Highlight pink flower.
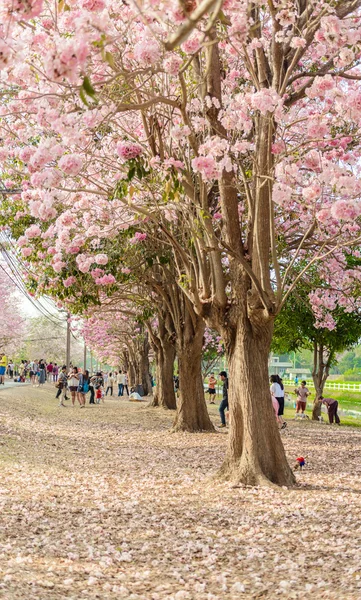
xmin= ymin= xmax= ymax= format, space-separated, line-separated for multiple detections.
xmin=290 ymin=37 xmax=307 ymax=49
xmin=94 ymin=253 xmax=108 ymax=265
xmin=213 ymin=212 xmax=222 ymax=220
xmin=181 ymin=32 xmax=202 ymax=54
xmin=18 ymin=235 xmax=28 ymax=247
xmin=4 ymin=0 xmax=43 ymax=20
xmin=134 ymin=39 xmax=161 ymax=66
xmin=44 ymin=38 xmax=89 ymax=84
xmin=251 ymin=88 xmax=281 ymax=115
xmin=191 ymin=156 xmax=218 ymax=181
xmin=331 ymin=200 xmax=361 ymax=221
xmin=21 ymin=247 xmax=32 ymax=257
xmin=130 ymin=232 xmax=147 ymax=244
xmin=64 ymin=276 xmax=77 ymax=288
xmin=58 ymin=154 xmax=83 ymax=176
xmin=121 ymin=267 xmax=131 ymax=274
xmin=80 ymin=0 xmax=105 ymax=9
xmin=25 ymin=224 xmax=41 ymax=238
xmin=95 ymin=274 xmax=116 ymax=285
xmin=53 ymin=261 xmax=66 ymax=273
xmin=0 ymin=40 xmax=12 ymax=68
xmin=116 ymin=141 xmax=143 ymax=160
xmin=90 ymin=268 xmax=104 ymax=279
xmin=163 ymin=55 xmax=183 ymax=76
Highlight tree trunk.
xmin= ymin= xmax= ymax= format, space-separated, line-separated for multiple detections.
xmin=172 ymin=318 xmax=215 ymax=432
xmin=311 ymin=342 xmax=332 ymax=421
xmin=140 ymin=343 xmax=152 ymax=396
xmin=220 ymin=317 xmax=295 ymax=486
xmin=150 ymin=342 xmax=176 ymax=409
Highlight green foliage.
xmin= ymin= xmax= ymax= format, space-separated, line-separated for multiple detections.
xmin=273 ymin=294 xmax=361 ymax=370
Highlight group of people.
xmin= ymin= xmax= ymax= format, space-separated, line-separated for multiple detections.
xmin=268 ymin=377 xmax=341 ymax=425
xmin=0 ymin=355 xmax=62 ymax=386
xmin=55 ymin=367 xmax=131 ymax=407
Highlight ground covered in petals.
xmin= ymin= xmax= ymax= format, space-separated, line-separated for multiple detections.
xmin=1 ymin=385 xmax=361 ymax=600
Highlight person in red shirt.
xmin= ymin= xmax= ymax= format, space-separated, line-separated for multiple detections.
xmin=46 ymin=362 xmax=53 ymax=382
xmin=319 ymin=396 xmax=341 ymax=425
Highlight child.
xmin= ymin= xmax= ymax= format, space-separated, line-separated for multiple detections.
xmin=207 ymin=373 xmax=217 ymax=404
xmin=96 ymin=388 xmax=102 ymax=404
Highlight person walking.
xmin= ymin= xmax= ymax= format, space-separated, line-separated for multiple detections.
xmin=8 ymin=360 xmax=14 ymax=379
xmin=270 ymin=374 xmax=286 ymax=429
xmin=94 ymin=372 xmax=104 ymax=403
xmin=38 ymin=360 xmax=46 ymax=386
xmin=218 ymin=371 xmax=229 ymax=428
xmin=295 ymin=380 xmax=310 ymax=418
xmin=106 ymin=372 xmax=114 ymax=396
xmin=0 ymin=352 xmax=7 ymax=385
xmin=53 ymin=363 xmax=59 ymax=382
xmin=89 ymin=374 xmax=96 ymax=404
xmin=207 ymin=372 xmax=217 ymax=404
xmin=56 ymin=365 xmax=68 ymax=406
xmin=319 ymin=396 xmax=341 ymax=425
xmin=124 ymin=372 xmax=129 ymax=396
xmin=117 ymin=371 xmax=125 ymax=396
xmin=77 ymin=369 xmax=90 ymax=408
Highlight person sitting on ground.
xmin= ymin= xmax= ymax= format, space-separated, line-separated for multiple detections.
xmin=218 ymin=371 xmax=229 ymax=428
xmin=295 ymin=380 xmax=310 ymax=418
xmin=207 ymin=373 xmax=217 ymax=404
xmin=319 ymin=396 xmax=341 ymax=425
xmin=129 ymin=386 xmax=143 ymax=401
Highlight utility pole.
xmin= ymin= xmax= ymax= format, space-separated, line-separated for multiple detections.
xmin=83 ymin=343 xmax=87 ymax=371
xmin=90 ymin=351 xmax=93 ymax=373
xmin=66 ymin=313 xmax=71 ymax=369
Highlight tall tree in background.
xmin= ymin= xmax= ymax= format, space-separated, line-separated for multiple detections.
xmin=273 ymin=298 xmax=361 ymax=419
xmin=0 ymin=268 xmax=25 ymax=355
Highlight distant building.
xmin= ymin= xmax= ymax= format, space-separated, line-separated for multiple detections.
xmin=268 ymin=354 xmax=293 ymax=376
xmin=287 ymin=368 xmax=312 ymax=382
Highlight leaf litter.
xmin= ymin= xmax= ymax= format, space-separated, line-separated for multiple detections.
xmin=0 ymin=386 xmax=361 ymax=599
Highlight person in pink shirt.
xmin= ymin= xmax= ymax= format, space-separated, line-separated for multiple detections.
xmin=53 ymin=363 xmax=59 ymax=382
xmin=295 ymin=381 xmax=310 ymax=417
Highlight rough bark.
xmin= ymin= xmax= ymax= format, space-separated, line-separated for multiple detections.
xmin=172 ymin=312 xmax=214 ymax=432
xmin=140 ymin=333 xmax=152 ymax=396
xmin=311 ymin=342 xmax=333 ymax=421
xmin=151 ymin=341 xmax=177 ymax=409
xmin=219 ymin=314 xmax=295 ymax=486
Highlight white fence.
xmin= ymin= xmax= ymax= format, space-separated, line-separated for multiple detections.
xmin=291 ymin=381 xmax=361 ymax=392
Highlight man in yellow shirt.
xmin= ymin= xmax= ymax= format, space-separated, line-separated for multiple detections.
xmin=0 ymin=352 xmax=7 ymax=385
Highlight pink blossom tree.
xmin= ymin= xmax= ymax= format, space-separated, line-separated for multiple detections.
xmin=3 ymin=0 xmax=361 ymax=484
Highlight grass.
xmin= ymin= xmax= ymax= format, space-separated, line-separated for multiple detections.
xmin=205 ymin=390 xmax=361 ymax=427
xmin=285 ymin=385 xmax=361 ymax=413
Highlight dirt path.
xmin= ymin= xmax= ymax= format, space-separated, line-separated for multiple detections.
xmin=1 ymin=385 xmax=361 ymax=599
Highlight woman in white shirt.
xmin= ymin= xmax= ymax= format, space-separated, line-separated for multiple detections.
xmin=270 ymin=374 xmax=286 ymax=429
xmin=68 ymin=367 xmax=80 ymax=407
